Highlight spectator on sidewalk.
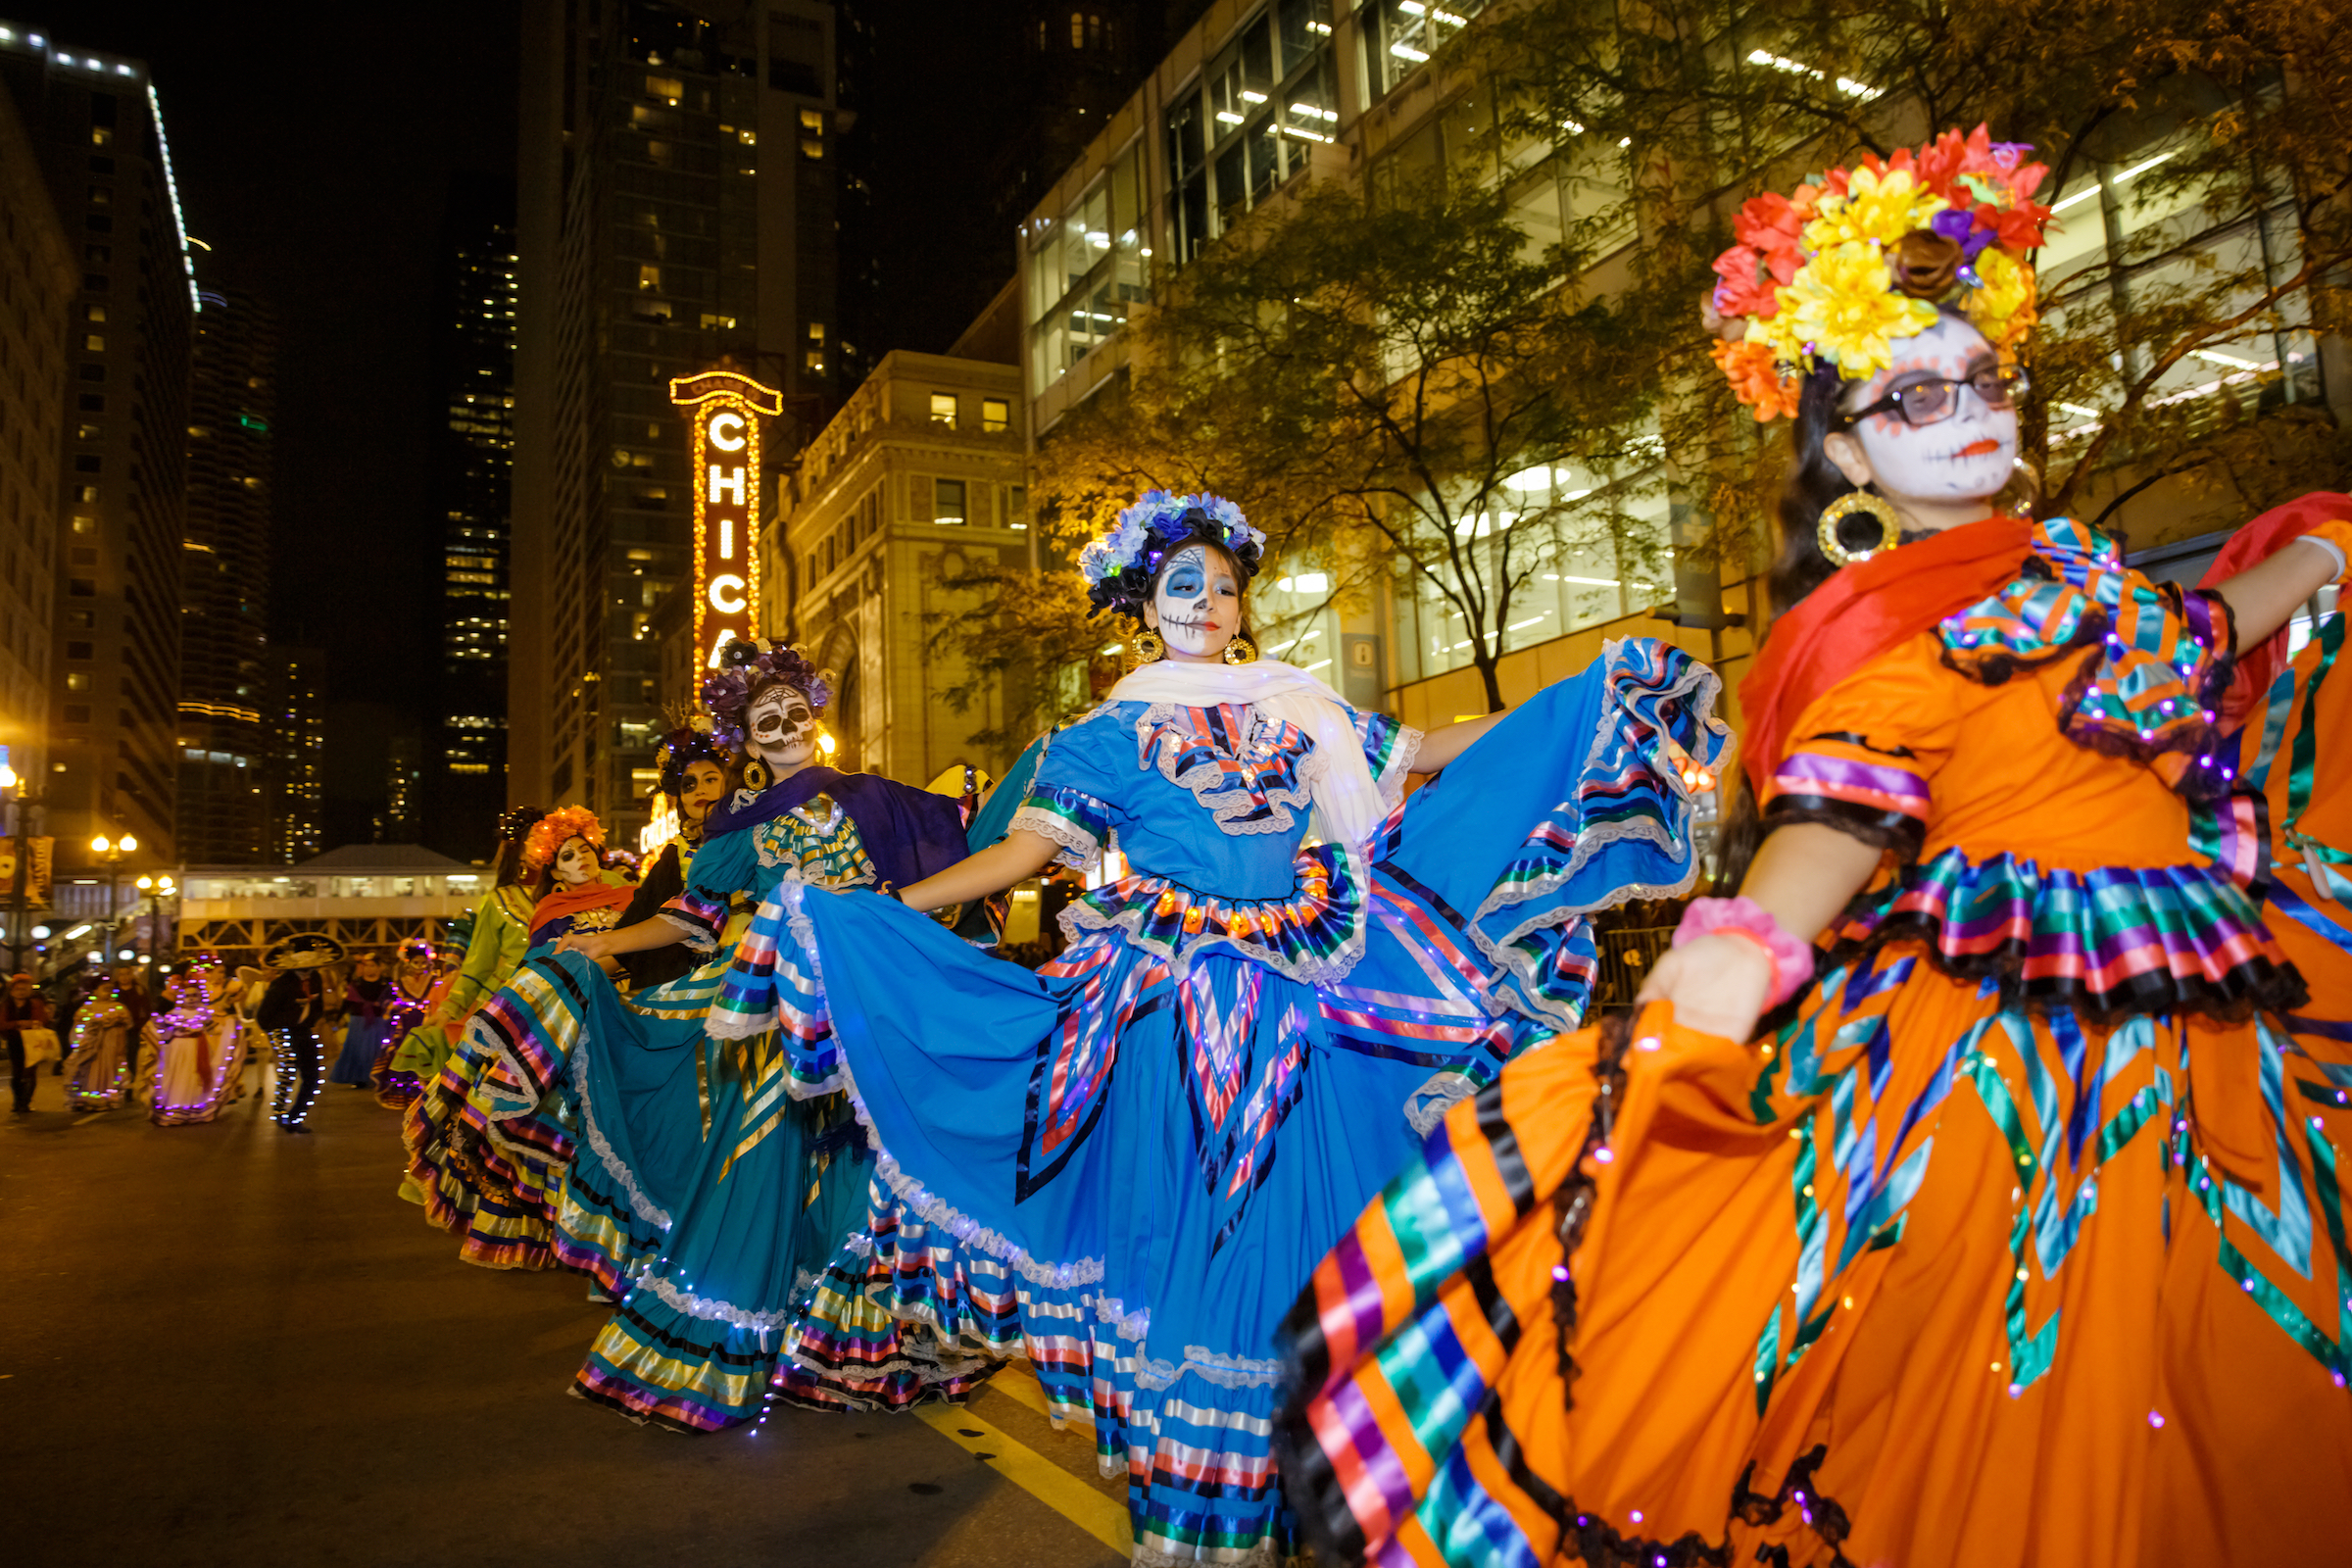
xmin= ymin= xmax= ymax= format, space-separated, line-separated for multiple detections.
xmin=3 ymin=972 xmax=57 ymax=1113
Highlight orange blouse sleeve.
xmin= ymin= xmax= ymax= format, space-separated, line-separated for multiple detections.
xmin=1757 ymin=633 xmax=1963 ymax=859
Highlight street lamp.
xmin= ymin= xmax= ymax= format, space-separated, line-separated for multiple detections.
xmin=91 ymin=834 xmax=136 ymax=973
xmin=136 ymin=872 xmax=176 ymax=967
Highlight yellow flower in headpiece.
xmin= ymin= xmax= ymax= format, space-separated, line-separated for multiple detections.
xmin=1769 ymin=242 xmax=1941 ymax=379
xmin=1800 ymin=167 xmax=1947 ymax=253
xmin=1963 ymin=246 xmax=2037 ymax=349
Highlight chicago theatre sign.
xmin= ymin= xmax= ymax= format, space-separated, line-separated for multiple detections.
xmin=667 ymin=368 xmax=786 ymax=669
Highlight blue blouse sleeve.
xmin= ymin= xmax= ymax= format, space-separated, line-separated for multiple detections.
xmin=661 ymin=824 xmax=759 ymax=952
xmin=1009 ymin=706 xmax=1130 ymax=868
xmin=1352 ymin=707 xmax=1424 ymax=807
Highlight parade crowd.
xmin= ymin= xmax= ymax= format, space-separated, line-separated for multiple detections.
xmin=9 ymin=129 xmax=2351 ymax=1566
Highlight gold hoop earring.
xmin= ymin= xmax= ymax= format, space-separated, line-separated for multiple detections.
xmin=1125 ymin=628 xmax=1165 ymax=671
xmin=742 ymin=758 xmax=771 ymax=791
xmin=1221 ymin=633 xmax=1258 ymax=666
xmin=1816 ymin=491 xmax=1903 ymax=568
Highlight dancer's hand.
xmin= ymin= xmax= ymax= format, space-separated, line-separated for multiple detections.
xmin=1636 ymin=933 xmax=1774 ymax=1045
xmin=556 ymin=930 xmax=617 ymax=961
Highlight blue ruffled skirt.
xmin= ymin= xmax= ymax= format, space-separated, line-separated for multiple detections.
xmin=722 ymin=642 xmax=1727 ymax=1562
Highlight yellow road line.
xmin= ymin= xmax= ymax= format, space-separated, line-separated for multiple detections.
xmin=914 ymin=1402 xmax=1130 ymax=1559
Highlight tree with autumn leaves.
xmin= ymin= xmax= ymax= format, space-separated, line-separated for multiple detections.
xmin=944 ymin=0 xmax=2352 ymax=739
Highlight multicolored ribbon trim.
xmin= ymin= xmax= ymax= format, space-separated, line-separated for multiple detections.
xmin=1829 ymin=843 xmax=2303 ymax=1020
xmin=1940 ymin=515 xmax=2235 ymax=797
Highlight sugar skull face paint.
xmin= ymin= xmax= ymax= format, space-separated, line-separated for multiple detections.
xmin=1838 ymin=314 xmax=2019 ymax=507
xmin=678 ymin=760 xmax=729 ymax=826
xmin=1146 ymin=544 xmax=1241 ymax=661
xmin=748 ymin=685 xmax=817 ymax=769
xmin=552 ymin=836 xmax=597 ymax=887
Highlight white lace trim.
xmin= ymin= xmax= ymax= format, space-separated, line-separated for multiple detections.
xmin=1008 ymin=803 xmax=1104 ymax=871
xmin=1376 ymin=720 xmax=1425 ymax=808
xmin=1461 ymin=640 xmax=1723 ymax=1032
xmin=628 ymin=1268 xmax=795 ymax=1337
xmin=1403 ymin=1069 xmax=1478 ymax=1139
xmin=1056 ymin=842 xmax=1373 ymax=987
xmin=657 ymin=909 xmax=716 ymax=955
xmin=1138 ymin=702 xmax=1317 ymax=838
xmin=570 ymin=1029 xmax=672 ymax=1233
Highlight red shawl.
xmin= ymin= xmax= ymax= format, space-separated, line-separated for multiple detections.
xmin=2197 ymin=491 xmax=2352 ymax=718
xmin=527 ymin=877 xmax=638 ymax=948
xmin=1737 ymin=516 xmax=2035 ymax=798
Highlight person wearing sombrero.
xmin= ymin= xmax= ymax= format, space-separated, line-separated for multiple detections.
xmin=257 ymin=933 xmax=346 ymax=1133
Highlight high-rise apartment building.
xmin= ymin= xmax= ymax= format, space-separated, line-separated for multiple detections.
xmin=264 ymin=643 xmax=324 ymax=863
xmin=513 ymin=0 xmax=869 ymax=843
xmin=0 ymin=24 xmax=196 ymax=870
xmin=0 ymin=74 xmax=70 ymax=797
xmin=429 ymin=176 xmax=517 ymax=857
xmin=176 ymin=283 xmax=276 ymax=863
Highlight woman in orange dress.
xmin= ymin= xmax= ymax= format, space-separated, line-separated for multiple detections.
xmin=1275 ymin=128 xmax=2352 ymax=1567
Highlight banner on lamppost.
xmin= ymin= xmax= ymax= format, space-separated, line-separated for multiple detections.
xmin=668 ymin=368 xmax=786 ymax=672
xmin=0 ymin=836 xmax=54 ymax=907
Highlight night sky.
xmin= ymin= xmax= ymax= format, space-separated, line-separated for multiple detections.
xmin=21 ymin=1 xmax=1021 ymax=846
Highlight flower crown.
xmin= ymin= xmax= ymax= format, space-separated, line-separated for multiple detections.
xmin=1079 ymin=491 xmax=1267 ymax=622
xmin=1710 ymin=124 xmax=2050 ymax=421
xmin=523 ymin=805 xmax=606 ymax=875
xmin=655 ymin=717 xmax=736 ymax=798
xmin=699 ymin=640 xmax=829 ymax=750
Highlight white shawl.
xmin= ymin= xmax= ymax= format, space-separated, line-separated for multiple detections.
xmin=1105 ymin=657 xmax=1391 ymax=847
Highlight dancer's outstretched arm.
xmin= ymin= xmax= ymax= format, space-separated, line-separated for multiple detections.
xmin=1410 ymin=710 xmax=1510 ymax=774
xmin=557 ymin=917 xmax=688 ymax=962
xmin=1635 ymin=822 xmax=1882 ymax=1044
xmin=894 ymin=829 xmax=1059 ymax=914
xmin=2210 ymin=534 xmax=2342 ymax=649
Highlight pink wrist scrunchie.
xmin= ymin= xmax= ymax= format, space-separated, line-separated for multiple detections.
xmin=1673 ymin=896 xmax=1815 ymax=1010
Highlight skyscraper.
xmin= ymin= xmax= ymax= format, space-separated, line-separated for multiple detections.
xmin=512 ymin=0 xmax=865 ymax=842
xmin=429 ymin=176 xmax=517 ymax=857
xmin=0 ymin=24 xmax=197 ymax=869
xmin=176 ymin=283 xmax=276 ymax=863
xmin=0 ymin=73 xmax=70 ymax=796
xmin=264 ymin=643 xmax=324 ymax=864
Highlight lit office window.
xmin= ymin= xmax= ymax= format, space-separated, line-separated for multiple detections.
xmin=1163 ymin=2 xmax=1338 ymax=268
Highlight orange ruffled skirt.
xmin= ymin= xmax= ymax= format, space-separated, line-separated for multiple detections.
xmin=1278 ymin=634 xmax=2352 ymax=1567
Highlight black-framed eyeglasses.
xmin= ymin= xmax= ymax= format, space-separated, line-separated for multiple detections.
xmin=1838 ymin=365 xmax=2031 ymax=429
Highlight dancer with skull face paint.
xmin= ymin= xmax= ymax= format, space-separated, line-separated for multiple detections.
xmin=402 ymin=807 xmax=636 ymax=1269
xmin=464 ymin=642 xmax=986 ymax=1430
xmin=1277 ymin=128 xmax=2352 ymax=1568
xmin=614 ymin=722 xmax=739 ymax=993
xmin=701 ymin=492 xmax=1724 ymax=1564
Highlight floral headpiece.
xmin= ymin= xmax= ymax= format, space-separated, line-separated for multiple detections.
xmin=699 ymin=640 xmax=830 ymax=750
xmin=1079 ymin=491 xmax=1267 ymax=622
xmin=523 ymin=805 xmax=606 ymax=875
xmin=655 ymin=718 xmax=737 ymax=798
xmin=1710 ymin=124 xmax=2050 ymax=421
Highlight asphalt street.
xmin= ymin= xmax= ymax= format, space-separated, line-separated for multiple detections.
xmin=0 ymin=1059 xmax=1128 ymax=1568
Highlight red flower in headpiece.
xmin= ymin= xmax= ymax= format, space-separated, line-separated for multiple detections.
xmin=1712 ymin=245 xmax=1783 ymax=319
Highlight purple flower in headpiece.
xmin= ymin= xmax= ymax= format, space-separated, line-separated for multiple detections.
xmin=1931 ymin=207 xmax=1996 ymax=263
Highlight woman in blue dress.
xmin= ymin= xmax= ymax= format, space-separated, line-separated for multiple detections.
xmin=712 ymin=492 xmax=1730 ymax=1566
xmin=469 ymin=642 xmax=985 ymax=1430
